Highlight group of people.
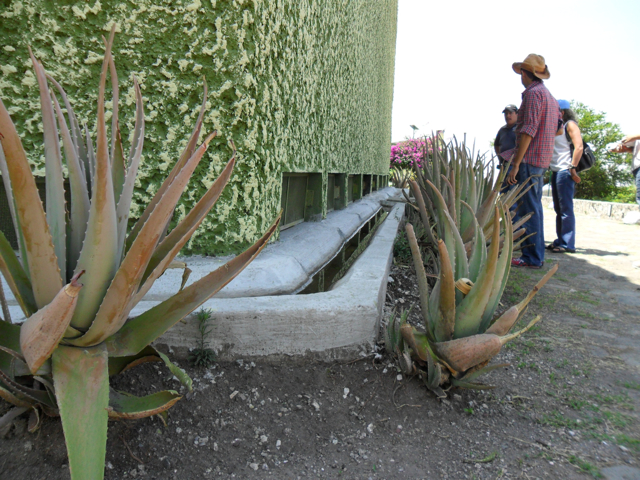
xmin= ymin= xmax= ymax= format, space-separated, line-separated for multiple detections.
xmin=493 ymin=54 xmax=640 ymax=269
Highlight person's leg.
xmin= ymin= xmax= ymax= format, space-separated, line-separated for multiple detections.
xmin=514 ymin=163 xmax=545 ymax=266
xmin=635 ymin=168 xmax=640 ymax=210
xmin=550 ymin=171 xmax=561 ymax=247
xmin=555 ymin=169 xmax=576 ymax=250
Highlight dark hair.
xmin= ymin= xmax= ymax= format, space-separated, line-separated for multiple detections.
xmin=521 ymin=69 xmax=540 ymax=81
xmin=562 ymin=108 xmax=577 ymax=123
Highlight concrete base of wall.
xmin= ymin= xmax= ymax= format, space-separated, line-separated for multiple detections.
xmin=541 ymin=196 xmax=638 ymax=221
xmin=154 ymin=201 xmax=404 ymax=361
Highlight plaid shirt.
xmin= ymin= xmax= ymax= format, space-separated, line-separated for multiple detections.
xmin=514 ymin=80 xmax=561 ymax=168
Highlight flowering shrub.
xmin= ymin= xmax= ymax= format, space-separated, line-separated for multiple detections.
xmin=390 ymin=138 xmax=432 ymax=170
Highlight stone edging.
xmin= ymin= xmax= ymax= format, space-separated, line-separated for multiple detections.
xmin=541 ymin=196 xmax=638 ymax=221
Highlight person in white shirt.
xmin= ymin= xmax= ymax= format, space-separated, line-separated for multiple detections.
xmin=610 ymin=135 xmax=640 ymax=210
xmin=547 ymin=99 xmax=582 ymax=253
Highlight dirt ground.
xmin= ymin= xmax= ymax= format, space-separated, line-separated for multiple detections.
xmin=1 ymin=211 xmax=639 ymax=480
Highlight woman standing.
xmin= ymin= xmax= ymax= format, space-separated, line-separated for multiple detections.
xmin=547 ymin=99 xmax=582 ymax=253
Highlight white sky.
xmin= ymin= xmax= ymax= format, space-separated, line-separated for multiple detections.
xmin=391 ymin=0 xmax=640 ymax=156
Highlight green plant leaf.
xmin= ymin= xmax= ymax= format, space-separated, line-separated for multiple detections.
xmin=0 ymin=384 xmax=34 ymax=408
xmin=51 ymin=91 xmax=90 ymax=279
xmin=434 ymin=239 xmax=456 ymax=342
xmin=0 ymin=145 xmax=27 ymax=269
xmin=107 ymin=388 xmax=182 ymax=419
xmin=46 ymin=75 xmax=88 ymax=189
xmin=70 ymin=31 xmax=119 ymax=330
xmin=106 ymin=216 xmax=280 ymax=357
xmin=115 ymin=77 xmax=144 ymax=261
xmin=426 ymin=180 xmax=468 ymax=280
xmin=29 ymin=49 xmax=67 ymax=279
xmin=125 ymin=80 xmax=208 ymax=253
xmin=137 ymin=152 xmax=235 ymax=301
xmin=53 ymin=344 xmax=109 ymax=480
xmin=157 ymin=351 xmax=192 ymax=391
xmin=108 ymin=345 xmax=160 ymax=377
xmin=479 ymin=204 xmax=513 ymax=332
xmin=404 ymin=223 xmax=433 ymax=340
xmin=467 ymin=217 xmax=486 ymax=284
xmin=0 ymin=230 xmax=36 ymax=317
xmin=0 ymin=99 xmax=63 ymax=309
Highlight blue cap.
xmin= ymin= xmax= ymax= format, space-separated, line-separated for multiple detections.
xmin=558 ymin=99 xmax=571 ymax=110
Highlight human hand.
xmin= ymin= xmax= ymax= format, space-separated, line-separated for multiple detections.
xmin=570 ymin=169 xmax=581 ymax=184
xmin=507 ymin=163 xmax=519 ymax=185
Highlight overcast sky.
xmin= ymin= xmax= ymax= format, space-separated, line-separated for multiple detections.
xmin=391 ymin=0 xmax=640 ymax=156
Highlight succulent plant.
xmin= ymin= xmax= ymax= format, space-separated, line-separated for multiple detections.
xmin=0 ymin=28 xmax=279 ymax=479
xmin=387 ymin=138 xmax=557 ymax=396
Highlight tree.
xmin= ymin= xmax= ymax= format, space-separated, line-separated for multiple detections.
xmin=571 ymin=101 xmax=632 ymax=199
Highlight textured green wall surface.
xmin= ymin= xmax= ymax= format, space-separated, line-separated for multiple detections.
xmin=0 ymin=0 xmax=397 ymax=255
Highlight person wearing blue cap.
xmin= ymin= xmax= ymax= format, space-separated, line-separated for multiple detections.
xmin=547 ymin=99 xmax=583 ymax=253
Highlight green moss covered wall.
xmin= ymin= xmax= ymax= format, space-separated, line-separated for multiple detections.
xmin=0 ymin=0 xmax=397 ymax=255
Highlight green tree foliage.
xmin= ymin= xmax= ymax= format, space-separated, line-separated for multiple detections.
xmin=571 ymin=102 xmax=632 ymax=199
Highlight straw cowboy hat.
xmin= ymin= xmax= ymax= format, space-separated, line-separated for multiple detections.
xmin=512 ymin=54 xmax=550 ymax=80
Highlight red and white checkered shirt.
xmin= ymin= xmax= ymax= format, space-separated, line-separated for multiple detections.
xmin=514 ymin=80 xmax=561 ymax=169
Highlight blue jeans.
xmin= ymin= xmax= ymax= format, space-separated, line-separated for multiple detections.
xmin=514 ymin=163 xmax=545 ymax=266
xmin=635 ymin=167 xmax=640 ymax=209
xmin=550 ymin=169 xmax=576 ymax=250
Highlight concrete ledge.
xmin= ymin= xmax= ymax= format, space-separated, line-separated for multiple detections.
xmin=154 ymin=201 xmax=405 ymax=360
xmin=541 ymin=196 xmax=638 ymax=221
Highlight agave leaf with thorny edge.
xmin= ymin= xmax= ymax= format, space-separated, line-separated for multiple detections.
xmin=115 ymin=76 xmax=145 ymax=262
xmin=404 ymin=223 xmax=433 ymax=340
xmin=0 ymin=231 xmax=36 ymax=317
xmin=134 ymin=147 xmax=236 ymax=305
xmin=107 ymin=216 xmax=280 ymax=357
xmin=124 ymin=80 xmax=209 ymax=255
xmin=53 ymin=344 xmax=109 ymax=480
xmin=70 ymin=28 xmax=119 ymax=330
xmin=50 ymin=92 xmax=90 ymax=278
xmin=29 ymin=48 xmax=66 ymax=279
xmin=479 ymin=203 xmax=513 ymax=332
xmin=0 ymin=100 xmax=62 ymax=308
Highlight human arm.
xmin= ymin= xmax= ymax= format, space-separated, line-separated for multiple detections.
xmin=506 ymin=133 xmax=532 ymax=185
xmin=494 ymin=131 xmax=501 ymax=156
xmin=566 ymin=121 xmax=582 ymax=184
xmin=623 ymin=134 xmax=640 ymax=144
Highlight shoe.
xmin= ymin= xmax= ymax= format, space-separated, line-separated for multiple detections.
xmin=511 ymin=257 xmax=542 ymax=269
xmin=545 ymin=243 xmax=557 ymax=251
xmin=550 ymin=246 xmax=575 ymax=253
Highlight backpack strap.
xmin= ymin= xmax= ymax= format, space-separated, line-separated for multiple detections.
xmin=564 ymin=119 xmax=578 ymax=145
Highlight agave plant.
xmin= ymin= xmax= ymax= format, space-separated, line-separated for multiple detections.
xmin=387 ymin=138 xmax=558 ymax=396
xmin=390 ymin=165 xmax=412 ymax=189
xmin=0 ymin=28 xmax=279 ymax=478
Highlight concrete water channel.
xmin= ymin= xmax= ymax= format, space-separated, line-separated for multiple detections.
xmin=1 ymin=187 xmax=406 ymax=360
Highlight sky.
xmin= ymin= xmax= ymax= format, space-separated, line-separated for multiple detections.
xmin=391 ymin=0 xmax=640 ymax=157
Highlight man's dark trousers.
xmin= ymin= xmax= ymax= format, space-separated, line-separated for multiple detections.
xmin=515 ymin=162 xmax=546 ymax=266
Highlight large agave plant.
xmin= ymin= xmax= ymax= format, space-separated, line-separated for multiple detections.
xmin=386 ymin=138 xmax=557 ymax=397
xmin=0 ymin=28 xmax=279 ymax=478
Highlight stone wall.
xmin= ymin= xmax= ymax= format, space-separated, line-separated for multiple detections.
xmin=541 ymin=196 xmax=638 ymax=221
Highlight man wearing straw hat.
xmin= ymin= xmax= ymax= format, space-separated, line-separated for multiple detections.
xmin=502 ymin=54 xmax=561 ymax=269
